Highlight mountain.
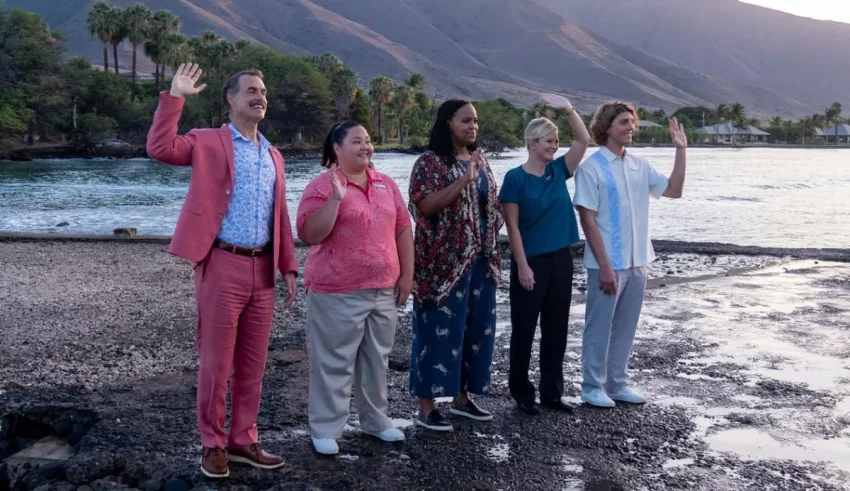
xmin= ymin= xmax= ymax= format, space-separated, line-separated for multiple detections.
xmin=538 ymin=0 xmax=850 ymax=114
xmin=3 ymin=0 xmax=836 ymax=117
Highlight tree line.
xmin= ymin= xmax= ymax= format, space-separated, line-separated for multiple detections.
xmin=1 ymin=3 xmax=848 ymax=159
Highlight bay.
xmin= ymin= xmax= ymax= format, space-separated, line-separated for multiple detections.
xmin=1 ymin=147 xmax=848 ymax=248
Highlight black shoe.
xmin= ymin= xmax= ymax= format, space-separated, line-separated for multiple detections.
xmin=541 ymin=397 xmax=575 ymax=413
xmin=449 ymin=398 xmax=494 ymax=421
xmin=516 ymin=401 xmax=541 ymax=415
xmin=415 ymin=409 xmax=453 ymax=432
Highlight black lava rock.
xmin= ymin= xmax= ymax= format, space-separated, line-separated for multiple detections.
xmin=0 ymin=463 xmax=9 ymax=491
xmin=68 ymin=424 xmax=88 ymax=447
xmin=53 ymin=420 xmax=74 ymax=438
xmin=27 ymin=473 xmax=46 ymax=491
xmin=0 ymin=439 xmax=15 ymax=461
xmin=138 ymin=479 xmax=163 ymax=491
xmin=0 ymin=415 xmax=12 ymax=439
xmin=15 ymin=437 xmax=36 ymax=451
xmin=162 ymin=478 xmax=189 ymax=491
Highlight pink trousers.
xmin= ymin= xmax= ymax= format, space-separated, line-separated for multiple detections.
xmin=193 ymin=247 xmax=276 ymax=449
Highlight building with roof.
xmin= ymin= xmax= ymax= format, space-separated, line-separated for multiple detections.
xmin=696 ymin=123 xmax=769 ymax=144
xmin=816 ymin=124 xmax=850 ymax=143
xmin=637 ymin=120 xmax=662 ymax=129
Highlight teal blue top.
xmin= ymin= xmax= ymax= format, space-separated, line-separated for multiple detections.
xmin=498 ymin=155 xmax=580 ymax=258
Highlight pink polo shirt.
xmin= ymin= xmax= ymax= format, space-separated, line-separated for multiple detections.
xmin=297 ymin=167 xmax=411 ymax=294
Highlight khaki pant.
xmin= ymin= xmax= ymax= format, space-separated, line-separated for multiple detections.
xmin=307 ymin=288 xmax=397 ymax=439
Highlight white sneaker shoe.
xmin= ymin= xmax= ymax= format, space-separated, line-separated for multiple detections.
xmin=581 ymin=388 xmax=616 ymax=408
xmin=608 ymin=386 xmax=646 ymax=404
xmin=366 ymin=427 xmax=405 ymax=442
xmin=312 ymin=438 xmax=339 ymax=455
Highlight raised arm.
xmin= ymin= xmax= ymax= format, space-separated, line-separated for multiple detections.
xmin=663 ymin=117 xmax=687 ymax=198
xmin=297 ymin=167 xmax=345 ymax=245
xmin=145 ymin=63 xmax=208 ymax=166
xmin=540 ymin=94 xmax=591 ymax=175
xmin=560 ymin=106 xmax=591 ymax=175
xmin=413 ymin=150 xmax=480 ymax=218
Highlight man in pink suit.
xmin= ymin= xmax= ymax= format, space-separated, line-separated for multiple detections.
xmin=146 ymin=63 xmax=298 ymax=478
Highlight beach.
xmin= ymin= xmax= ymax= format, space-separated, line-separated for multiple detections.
xmin=1 ymin=236 xmax=849 ymax=491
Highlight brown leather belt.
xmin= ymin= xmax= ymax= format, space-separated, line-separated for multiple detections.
xmin=213 ymin=239 xmax=271 ymax=258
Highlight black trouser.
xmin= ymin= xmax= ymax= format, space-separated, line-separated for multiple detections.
xmin=509 ymin=246 xmax=574 ymax=404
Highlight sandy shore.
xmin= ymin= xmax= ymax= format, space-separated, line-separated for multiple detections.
xmin=1 ymin=238 xmax=849 ymax=490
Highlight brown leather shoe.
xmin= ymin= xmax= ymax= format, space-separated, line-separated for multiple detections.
xmin=226 ymin=443 xmax=285 ymax=470
xmin=200 ymin=447 xmax=229 ymax=478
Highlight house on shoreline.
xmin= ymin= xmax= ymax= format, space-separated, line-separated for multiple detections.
xmin=696 ymin=123 xmax=769 ymax=144
xmin=637 ymin=120 xmax=663 ymax=129
xmin=816 ymin=124 xmax=850 ymax=143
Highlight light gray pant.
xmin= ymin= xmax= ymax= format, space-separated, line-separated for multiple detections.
xmin=306 ymin=288 xmax=397 ymax=439
xmin=582 ymin=267 xmax=647 ymax=394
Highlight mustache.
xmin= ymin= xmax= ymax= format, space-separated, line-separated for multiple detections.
xmin=248 ymin=100 xmax=266 ymax=108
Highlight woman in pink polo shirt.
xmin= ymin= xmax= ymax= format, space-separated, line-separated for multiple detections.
xmin=296 ymin=120 xmax=414 ymax=456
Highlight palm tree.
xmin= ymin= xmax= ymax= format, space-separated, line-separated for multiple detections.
xmin=309 ymin=53 xmax=359 ymax=119
xmin=393 ymin=85 xmax=415 ymax=144
xmin=145 ymin=10 xmax=181 ymax=91
xmin=188 ymin=30 xmax=223 ymax=67
xmin=405 ymin=73 xmax=426 ymax=91
xmin=161 ymin=33 xmax=190 ymax=74
xmin=86 ymin=1 xmax=114 ymax=72
xmin=715 ymin=104 xmax=729 ymax=125
xmin=825 ymin=102 xmax=843 ymax=144
xmin=124 ymin=3 xmax=152 ymax=102
xmin=369 ymin=76 xmax=395 ymax=144
xmin=729 ymin=103 xmax=747 ymax=144
xmin=782 ymin=119 xmax=795 ymax=144
xmin=189 ymin=31 xmax=238 ymax=125
xmin=769 ymin=116 xmax=784 ymax=143
xmin=798 ymin=117 xmax=819 ymax=145
xmin=106 ymin=6 xmax=126 ymax=75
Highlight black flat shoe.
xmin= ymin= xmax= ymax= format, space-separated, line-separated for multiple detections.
xmin=516 ymin=401 xmax=541 ymax=415
xmin=540 ymin=397 xmax=575 ymax=413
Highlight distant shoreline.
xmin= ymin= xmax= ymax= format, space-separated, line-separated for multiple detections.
xmin=3 ymin=141 xmax=849 ymax=162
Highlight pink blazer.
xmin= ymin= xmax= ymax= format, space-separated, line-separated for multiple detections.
xmin=146 ymin=92 xmax=298 ymax=278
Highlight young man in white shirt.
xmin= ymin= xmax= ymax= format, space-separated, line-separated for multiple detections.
xmin=573 ymin=101 xmax=687 ymax=407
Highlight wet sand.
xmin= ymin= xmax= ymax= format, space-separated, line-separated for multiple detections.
xmin=1 ymin=238 xmax=849 ymax=491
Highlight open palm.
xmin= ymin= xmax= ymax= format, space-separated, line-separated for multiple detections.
xmin=669 ymin=117 xmax=688 ymax=149
xmin=330 ymin=165 xmax=347 ymax=201
xmin=169 ymin=63 xmax=207 ymax=98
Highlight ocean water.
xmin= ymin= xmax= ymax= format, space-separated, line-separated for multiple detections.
xmin=1 ymin=147 xmax=848 ymax=249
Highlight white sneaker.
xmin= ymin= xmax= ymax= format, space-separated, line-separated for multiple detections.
xmin=581 ymin=388 xmax=616 ymax=408
xmin=312 ymin=438 xmax=339 ymax=455
xmin=366 ymin=427 xmax=405 ymax=442
xmin=608 ymin=386 xmax=646 ymax=404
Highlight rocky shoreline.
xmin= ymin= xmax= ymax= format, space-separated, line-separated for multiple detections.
xmin=1 ymin=238 xmax=849 ymax=490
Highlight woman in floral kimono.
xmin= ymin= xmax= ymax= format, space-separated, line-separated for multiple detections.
xmin=408 ymin=100 xmax=503 ymax=432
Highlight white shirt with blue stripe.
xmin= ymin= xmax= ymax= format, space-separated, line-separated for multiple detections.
xmin=573 ymin=147 xmax=669 ymax=271
xmin=216 ymin=124 xmax=277 ymax=249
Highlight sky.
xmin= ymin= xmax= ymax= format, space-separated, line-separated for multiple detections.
xmin=740 ymin=0 xmax=850 ymax=24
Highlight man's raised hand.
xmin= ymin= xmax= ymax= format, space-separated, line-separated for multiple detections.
xmin=169 ymin=63 xmax=207 ymax=99
xmin=670 ymin=117 xmax=688 ymax=149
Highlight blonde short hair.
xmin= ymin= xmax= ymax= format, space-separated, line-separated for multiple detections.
xmin=525 ymin=117 xmax=558 ymax=149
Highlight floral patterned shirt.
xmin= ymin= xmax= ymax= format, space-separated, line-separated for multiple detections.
xmin=408 ymin=151 xmax=503 ymax=304
xmin=216 ymin=124 xmax=276 ymax=248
